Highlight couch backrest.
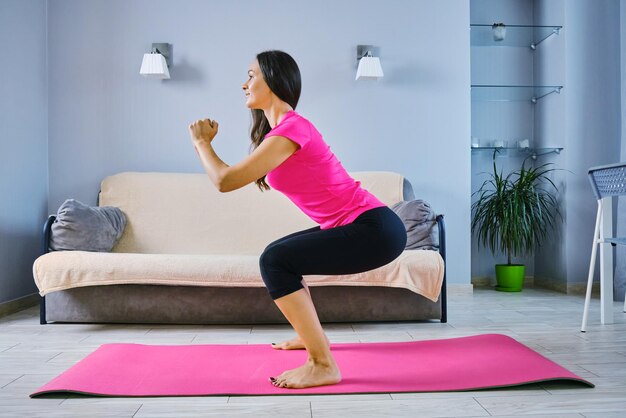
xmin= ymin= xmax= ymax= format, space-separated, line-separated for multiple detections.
xmin=99 ymin=171 xmax=410 ymax=255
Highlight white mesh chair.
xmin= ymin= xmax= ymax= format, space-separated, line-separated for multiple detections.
xmin=581 ymin=162 xmax=626 ymax=332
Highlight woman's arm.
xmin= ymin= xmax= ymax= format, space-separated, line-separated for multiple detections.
xmin=194 ymin=141 xmax=230 ymax=191
xmin=189 ymin=118 xmax=299 ymax=192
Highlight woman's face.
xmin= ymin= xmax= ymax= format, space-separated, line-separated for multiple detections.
xmin=242 ymin=59 xmax=272 ymax=109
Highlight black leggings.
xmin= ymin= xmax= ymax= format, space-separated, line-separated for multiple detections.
xmin=259 ymin=206 xmax=407 ymax=300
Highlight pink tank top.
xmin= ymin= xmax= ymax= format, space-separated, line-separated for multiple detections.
xmin=264 ymin=110 xmax=386 ymax=230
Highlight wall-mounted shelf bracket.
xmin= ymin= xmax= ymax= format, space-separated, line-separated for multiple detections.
xmin=530 ymin=27 xmax=560 ymax=50
xmin=531 ymin=86 xmax=562 ymax=103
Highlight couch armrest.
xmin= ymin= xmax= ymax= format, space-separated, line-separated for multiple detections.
xmin=39 ymin=215 xmax=56 ymax=325
xmin=42 ymin=215 xmax=56 ymax=255
xmin=436 ymin=214 xmax=447 ymax=323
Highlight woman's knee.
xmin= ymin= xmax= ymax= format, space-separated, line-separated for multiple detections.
xmin=259 ymin=244 xmax=294 ymax=285
xmin=259 ymin=243 xmax=290 ymax=269
xmin=259 ymin=244 xmax=303 ymax=299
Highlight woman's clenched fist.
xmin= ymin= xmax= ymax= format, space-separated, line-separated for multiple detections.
xmin=188 ymin=118 xmax=219 ymax=146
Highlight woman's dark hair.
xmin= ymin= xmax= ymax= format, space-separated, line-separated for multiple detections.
xmin=249 ymin=50 xmax=301 ymax=191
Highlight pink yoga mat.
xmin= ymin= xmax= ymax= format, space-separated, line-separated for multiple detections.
xmin=30 ymin=334 xmax=593 ymax=397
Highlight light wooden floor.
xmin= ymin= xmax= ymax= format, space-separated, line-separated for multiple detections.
xmin=1 ymin=287 xmax=625 ymax=417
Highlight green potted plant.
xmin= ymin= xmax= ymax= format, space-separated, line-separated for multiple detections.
xmin=471 ymin=154 xmax=561 ymax=291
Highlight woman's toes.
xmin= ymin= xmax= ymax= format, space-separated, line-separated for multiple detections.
xmin=271 ymin=334 xmax=331 ymax=350
xmin=273 ymin=368 xmax=296 ymax=387
xmin=272 ymin=337 xmax=305 ymax=350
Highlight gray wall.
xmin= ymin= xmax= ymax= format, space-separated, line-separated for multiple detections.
xmin=46 ymin=0 xmax=472 ymax=285
xmin=1 ymin=0 xmax=623 ymax=304
xmin=470 ymin=0 xmax=623 ymax=297
xmin=470 ymin=0 xmax=538 ymax=279
xmin=0 ymin=0 xmax=49 ymax=304
xmin=615 ymin=0 xmax=626 ymax=301
xmin=533 ymin=0 xmax=622 ymax=293
xmin=533 ymin=0 xmax=567 ymax=289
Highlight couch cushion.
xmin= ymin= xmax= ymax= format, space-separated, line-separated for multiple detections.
xmin=98 ymin=171 xmax=407 ymax=255
xmin=33 ymin=249 xmax=444 ymax=302
xmin=391 ymin=200 xmax=438 ymax=250
xmin=50 ymin=199 xmax=127 ymax=252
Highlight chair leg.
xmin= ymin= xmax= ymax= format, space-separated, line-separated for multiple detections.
xmin=582 ymin=202 xmax=602 ymax=332
xmin=600 ymin=197 xmax=614 ymax=325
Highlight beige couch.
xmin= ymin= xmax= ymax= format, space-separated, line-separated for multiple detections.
xmin=33 ymin=171 xmax=446 ymax=324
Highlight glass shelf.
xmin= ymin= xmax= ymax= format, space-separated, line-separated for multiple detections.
xmin=470 ymin=24 xmax=562 ymax=48
xmin=471 ymin=85 xmax=563 ymax=102
xmin=471 ymin=146 xmax=564 ymax=159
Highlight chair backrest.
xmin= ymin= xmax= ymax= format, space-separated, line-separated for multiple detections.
xmin=588 ymin=162 xmax=626 ymax=200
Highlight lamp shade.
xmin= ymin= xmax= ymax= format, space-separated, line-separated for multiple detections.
xmin=140 ymin=53 xmax=170 ymax=79
xmin=355 ymin=56 xmax=384 ymax=80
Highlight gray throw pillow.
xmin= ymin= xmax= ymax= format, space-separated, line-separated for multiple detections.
xmin=50 ymin=199 xmax=127 ymax=252
xmin=390 ymin=199 xmax=439 ymax=250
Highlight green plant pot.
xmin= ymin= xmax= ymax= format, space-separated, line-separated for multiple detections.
xmin=495 ymin=264 xmax=525 ymax=292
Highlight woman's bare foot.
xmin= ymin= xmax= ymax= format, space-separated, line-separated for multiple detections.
xmin=272 ymin=334 xmax=330 ymax=350
xmin=269 ymin=357 xmax=341 ymax=389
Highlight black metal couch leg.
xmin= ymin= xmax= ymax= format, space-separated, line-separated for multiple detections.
xmin=40 ymin=295 xmax=47 ymax=325
xmin=436 ymin=214 xmax=447 ymax=323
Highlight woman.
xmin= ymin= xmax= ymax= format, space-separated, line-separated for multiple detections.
xmin=188 ymin=50 xmax=407 ymax=389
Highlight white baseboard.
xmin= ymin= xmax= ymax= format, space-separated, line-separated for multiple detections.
xmin=566 ymin=282 xmax=600 ymax=296
xmin=534 ymin=277 xmax=603 ymax=295
xmin=473 ymin=275 xmax=603 ymax=296
xmin=472 ymin=276 xmax=534 ymax=288
xmin=447 ymin=284 xmax=473 ymax=295
xmin=0 ymin=293 xmax=40 ymax=319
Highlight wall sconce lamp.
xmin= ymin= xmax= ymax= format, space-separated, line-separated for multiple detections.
xmin=356 ymin=45 xmax=384 ymax=81
xmin=140 ymin=43 xmax=172 ymax=79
